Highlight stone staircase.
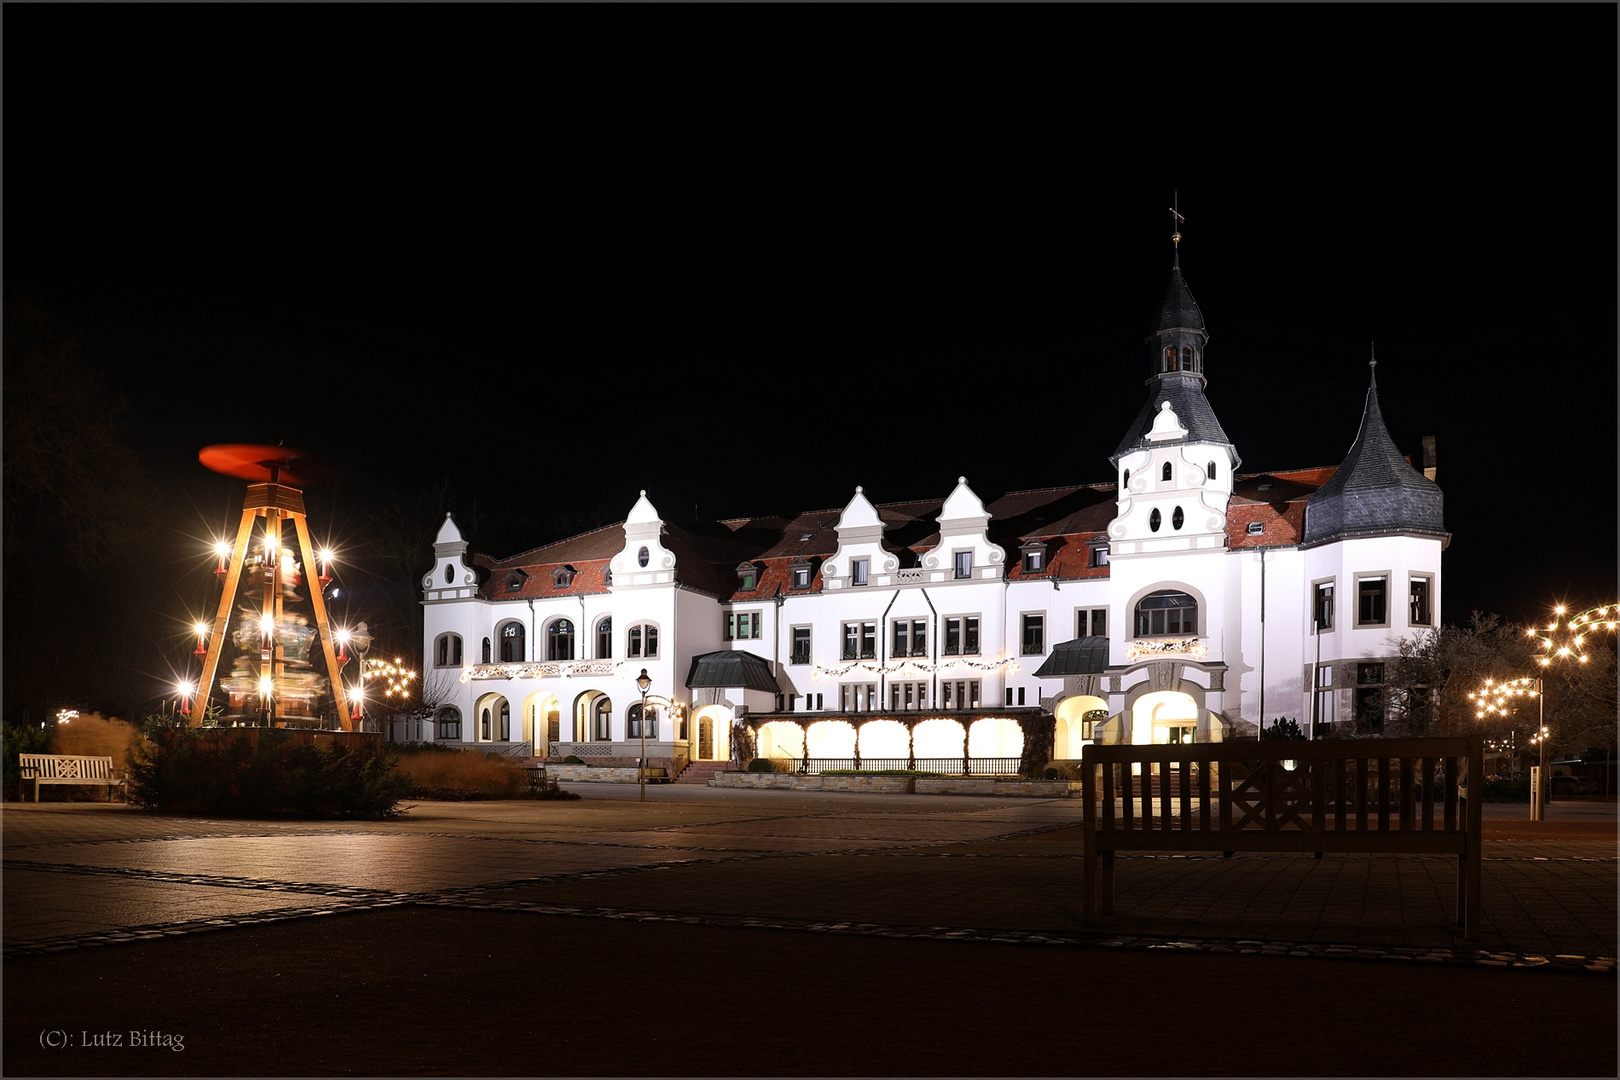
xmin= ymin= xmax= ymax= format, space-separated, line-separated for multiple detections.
xmin=674 ymin=760 xmax=729 ymax=786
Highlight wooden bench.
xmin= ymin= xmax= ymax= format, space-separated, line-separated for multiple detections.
xmin=1081 ymin=736 xmax=1484 ymax=940
xmin=18 ymin=754 xmax=128 ymax=803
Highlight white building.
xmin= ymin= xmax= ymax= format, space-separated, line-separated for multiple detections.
xmin=415 ymin=252 xmax=1447 ymax=773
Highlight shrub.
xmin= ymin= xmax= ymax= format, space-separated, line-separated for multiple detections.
xmin=392 ymin=747 xmax=528 ymax=800
xmin=2 ymin=722 xmax=52 ymax=798
xmin=128 ymin=723 xmax=407 ymax=818
xmin=1260 ymin=718 xmax=1307 ymax=741
xmin=563 ymin=754 xmax=583 ymax=764
xmin=51 ymin=712 xmax=140 ymax=769
xmin=1482 ymin=773 xmax=1531 ymax=802
xmin=747 ymin=757 xmax=793 ymax=773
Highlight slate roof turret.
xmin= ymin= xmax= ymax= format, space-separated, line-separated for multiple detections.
xmin=1302 ymin=365 xmax=1447 ymax=547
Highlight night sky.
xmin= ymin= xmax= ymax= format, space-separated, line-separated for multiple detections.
xmin=5 ymin=6 xmax=1615 ymax=715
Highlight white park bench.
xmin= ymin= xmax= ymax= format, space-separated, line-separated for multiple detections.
xmin=17 ymin=754 xmax=127 ymax=802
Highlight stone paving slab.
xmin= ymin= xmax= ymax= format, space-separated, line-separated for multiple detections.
xmin=2 ymin=796 xmax=1613 ymax=975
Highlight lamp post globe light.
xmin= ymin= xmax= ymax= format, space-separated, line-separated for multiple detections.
xmin=636 ymin=668 xmax=652 ymax=803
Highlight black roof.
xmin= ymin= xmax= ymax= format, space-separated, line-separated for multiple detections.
xmin=1150 ymin=260 xmax=1206 ymax=335
xmin=1032 ymin=636 xmax=1111 ymax=678
xmin=1110 ymin=373 xmax=1237 ymax=466
xmin=1302 ymin=371 xmax=1447 ymax=546
xmin=685 ymin=649 xmax=782 ymax=693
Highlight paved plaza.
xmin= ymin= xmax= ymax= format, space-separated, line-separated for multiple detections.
xmin=4 ymin=786 xmax=1616 ymax=1076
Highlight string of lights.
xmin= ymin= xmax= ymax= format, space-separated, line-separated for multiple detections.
xmin=1526 ymin=602 xmax=1619 ymax=666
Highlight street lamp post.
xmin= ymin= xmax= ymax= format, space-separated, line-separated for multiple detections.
xmin=636 ymin=668 xmax=652 ymax=804
xmin=1470 ymin=676 xmax=1545 ymax=820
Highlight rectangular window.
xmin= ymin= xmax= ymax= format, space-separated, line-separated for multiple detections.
xmin=1006 ymin=686 xmax=1027 ymax=706
xmin=1077 ymin=608 xmax=1107 ymax=638
xmin=1314 ymin=582 xmax=1335 ymax=632
xmin=727 ymin=612 xmax=762 ymax=640
xmin=942 ymin=681 xmax=953 ymax=709
xmin=1312 ymin=664 xmax=1334 ymax=736
xmin=944 ymin=616 xmax=981 ymax=656
xmin=791 ymin=626 xmax=811 ymax=666
xmin=892 ymin=619 xmax=927 ymax=657
xmin=954 ymin=551 xmax=973 ymax=579
xmin=1023 ymin=548 xmax=1043 ymax=573
xmin=1409 ymin=575 xmax=1432 ymax=627
xmin=1090 ymin=544 xmax=1110 ymax=568
xmin=842 ymin=622 xmax=876 ymax=660
xmin=1355 ymin=662 xmax=1385 ymax=734
xmin=852 ymin=558 xmax=869 ymax=586
xmin=1021 ymin=614 xmax=1045 ymax=656
xmin=1357 ymin=577 xmax=1388 ymax=626
xmin=791 ymin=564 xmax=810 ymax=589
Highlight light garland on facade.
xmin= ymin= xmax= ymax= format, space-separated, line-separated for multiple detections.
xmin=809 ymin=655 xmax=1022 ymax=681
xmin=1526 ymin=603 xmax=1618 ymax=666
xmin=461 ymin=659 xmax=636 ymax=682
xmin=1124 ymin=637 xmax=1208 ymax=661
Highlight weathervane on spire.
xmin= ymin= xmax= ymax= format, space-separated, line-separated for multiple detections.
xmin=1169 ymin=193 xmax=1184 ymax=250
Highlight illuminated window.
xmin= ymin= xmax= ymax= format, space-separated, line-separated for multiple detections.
xmin=1135 ymin=590 xmax=1197 ymax=636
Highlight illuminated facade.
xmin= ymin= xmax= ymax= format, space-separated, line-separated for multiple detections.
xmin=419 ymin=255 xmax=1447 ymax=768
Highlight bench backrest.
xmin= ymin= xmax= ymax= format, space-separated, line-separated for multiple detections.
xmin=18 ymin=754 xmax=117 ymax=780
xmin=1081 ymin=736 xmax=1482 ymax=838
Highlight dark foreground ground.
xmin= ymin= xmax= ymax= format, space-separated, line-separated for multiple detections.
xmin=6 ymin=905 xmax=1615 ymax=1077
xmin=5 ymin=790 xmax=1616 ymax=1077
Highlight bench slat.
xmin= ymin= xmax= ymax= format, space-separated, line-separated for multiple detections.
xmin=1081 ymin=737 xmax=1483 ymax=939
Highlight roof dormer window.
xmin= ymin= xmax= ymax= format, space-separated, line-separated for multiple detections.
xmin=1020 ymin=542 xmax=1047 ymax=574
xmin=789 ymin=558 xmax=812 ymax=590
xmin=552 ymin=567 xmax=575 ymax=589
xmin=735 ymin=562 xmax=759 ymax=591
xmin=505 ymin=570 xmax=526 ymax=592
xmin=1246 ymin=522 xmax=1264 ymax=536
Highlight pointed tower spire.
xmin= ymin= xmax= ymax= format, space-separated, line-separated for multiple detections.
xmin=1302 ymin=362 xmax=1447 ymax=546
xmin=1112 ymin=202 xmax=1235 ymax=469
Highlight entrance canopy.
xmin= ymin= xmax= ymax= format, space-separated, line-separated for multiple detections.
xmin=1032 ymin=637 xmax=1110 ymax=678
xmin=685 ymin=649 xmax=781 ymax=693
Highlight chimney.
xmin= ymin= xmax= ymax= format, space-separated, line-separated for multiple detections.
xmin=1422 ymin=436 xmax=1437 ymax=482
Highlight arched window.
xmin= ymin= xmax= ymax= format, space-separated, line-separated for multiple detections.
xmin=1162 ymin=345 xmax=1178 ymax=372
xmin=1161 ymin=461 xmax=1173 ymax=482
xmin=1150 ymin=508 xmax=1162 ymax=532
xmin=628 ymin=702 xmax=659 ymax=740
xmin=1181 ymin=344 xmax=1195 ymax=370
xmin=593 ymin=696 xmax=612 ymax=740
xmin=500 ymin=700 xmax=511 ymax=741
xmin=481 ymin=707 xmax=491 ymax=740
xmin=627 ymin=623 xmax=660 ymax=659
xmin=499 ymin=622 xmax=525 ymax=662
xmin=482 ymin=637 xmax=492 ymax=664
xmin=1122 ymin=469 xmax=1131 ymax=488
xmin=1172 ymin=505 xmax=1185 ymax=530
xmin=1135 ymin=590 xmax=1198 ymax=637
xmin=436 ymin=707 xmax=461 ymax=740
xmin=1207 ymin=462 xmax=1217 ymax=480
xmin=596 ymin=617 xmax=613 ymax=658
xmin=547 ymin=619 xmax=575 ymax=660
xmin=435 ymin=633 xmax=463 ymax=667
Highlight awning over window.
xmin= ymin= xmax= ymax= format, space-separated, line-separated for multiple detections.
xmin=686 ymin=649 xmax=782 ymax=693
xmin=1032 ymin=637 xmax=1110 ymax=678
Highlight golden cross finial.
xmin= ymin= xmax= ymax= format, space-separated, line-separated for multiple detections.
xmin=1169 ymin=193 xmax=1184 ymax=248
